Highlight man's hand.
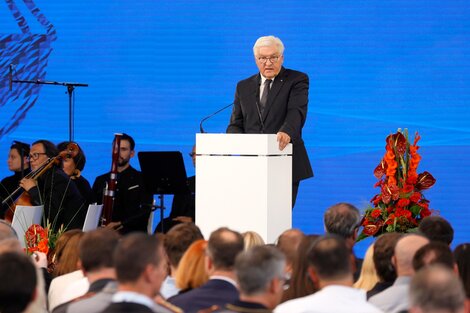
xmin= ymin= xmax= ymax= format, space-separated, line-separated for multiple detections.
xmin=277 ymin=132 xmax=291 ymax=151
xmin=31 ymin=252 xmax=48 ymax=268
xmin=173 ymin=216 xmax=193 ymax=223
xmin=104 ymin=221 xmax=123 ymax=231
xmin=19 ymin=178 xmax=37 ymax=192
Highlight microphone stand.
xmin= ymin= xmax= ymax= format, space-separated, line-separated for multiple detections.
xmin=11 ymin=78 xmax=88 ymax=142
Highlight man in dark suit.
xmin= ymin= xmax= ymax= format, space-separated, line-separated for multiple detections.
xmin=168 ymin=227 xmax=244 ymax=313
xmin=227 ymin=35 xmax=313 ymax=207
xmin=100 ymin=233 xmax=176 ymax=313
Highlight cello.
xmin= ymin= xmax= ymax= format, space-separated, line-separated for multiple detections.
xmin=2 ymin=143 xmax=79 ymax=223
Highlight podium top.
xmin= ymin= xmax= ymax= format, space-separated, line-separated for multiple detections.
xmin=196 ymin=134 xmax=292 ymax=155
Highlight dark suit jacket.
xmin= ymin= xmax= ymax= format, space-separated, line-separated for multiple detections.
xmin=227 ymin=67 xmax=313 ymax=182
xmin=168 ymin=279 xmax=239 ymax=313
xmin=100 ymin=302 xmax=154 ymax=313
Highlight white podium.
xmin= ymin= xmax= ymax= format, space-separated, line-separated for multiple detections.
xmin=196 ymin=134 xmax=292 ymax=243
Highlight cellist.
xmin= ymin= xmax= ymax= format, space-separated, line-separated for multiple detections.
xmin=19 ymin=140 xmax=87 ymax=232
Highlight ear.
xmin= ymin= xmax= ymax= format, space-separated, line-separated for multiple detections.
xmin=352 ymin=227 xmax=359 ymax=241
xmin=130 ymin=150 xmax=135 ymax=158
xmin=307 ymin=266 xmax=320 ymax=288
xmin=78 ymin=260 xmax=87 ymax=276
xmin=205 ymin=255 xmax=213 ymax=275
xmin=391 ymin=255 xmax=397 ymax=269
xmin=143 ymin=264 xmax=155 ymax=283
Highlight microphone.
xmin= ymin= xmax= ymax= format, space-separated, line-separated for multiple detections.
xmin=9 ymin=64 xmax=13 ymax=91
xmin=199 ymin=102 xmax=234 ymax=133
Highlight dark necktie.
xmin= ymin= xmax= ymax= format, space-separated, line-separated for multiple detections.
xmin=259 ymin=79 xmax=272 ymax=115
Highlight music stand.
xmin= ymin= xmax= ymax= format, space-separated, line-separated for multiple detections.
xmin=138 ymin=151 xmax=188 ymax=233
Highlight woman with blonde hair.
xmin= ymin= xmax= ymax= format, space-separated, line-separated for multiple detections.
xmin=353 ymin=243 xmax=379 ymax=291
xmin=242 ymin=230 xmax=265 ymax=250
xmin=174 ymin=239 xmax=209 ymax=294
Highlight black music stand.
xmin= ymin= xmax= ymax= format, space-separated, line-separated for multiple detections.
xmin=138 ymin=151 xmax=188 ymax=233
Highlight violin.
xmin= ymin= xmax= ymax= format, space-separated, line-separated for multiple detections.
xmin=2 ymin=143 xmax=79 ymax=223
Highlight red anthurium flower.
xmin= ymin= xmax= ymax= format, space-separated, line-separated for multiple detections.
xmin=415 ymin=171 xmax=436 ymax=190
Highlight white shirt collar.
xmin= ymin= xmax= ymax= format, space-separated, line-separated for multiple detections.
xmin=112 ymin=291 xmax=155 ymax=309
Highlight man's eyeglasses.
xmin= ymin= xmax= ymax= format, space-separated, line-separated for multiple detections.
xmin=280 ymin=273 xmax=291 ymax=290
xmin=29 ymin=152 xmax=47 ymax=160
xmin=257 ymin=55 xmax=280 ymax=64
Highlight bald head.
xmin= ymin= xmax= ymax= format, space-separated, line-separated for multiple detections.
xmin=394 ymin=234 xmax=429 ymax=276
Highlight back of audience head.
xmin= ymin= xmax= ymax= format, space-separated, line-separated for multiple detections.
xmin=353 ymin=243 xmax=379 ymax=291
xmin=323 ymin=203 xmax=361 ymax=243
xmin=418 ymin=216 xmax=454 ymax=245
xmin=307 ymin=235 xmax=353 ymax=286
xmin=242 ymin=231 xmax=265 ymax=251
xmin=206 ymin=227 xmax=244 ymax=272
xmin=373 ymin=232 xmax=402 ymax=283
xmin=0 ymin=221 xmax=21 ymax=254
xmin=79 ymin=228 xmax=120 ymax=274
xmin=164 ymin=223 xmax=203 ymax=271
xmin=175 ymin=239 xmax=209 ymax=291
xmin=114 ymin=233 xmax=166 ymax=295
xmin=409 ymin=265 xmax=465 ymax=313
xmin=0 ymin=220 xmax=17 ymax=241
xmin=393 ymin=234 xmax=429 ymax=277
xmin=276 ymin=228 xmax=305 ymax=274
xmin=453 ymin=243 xmax=470 ymax=298
xmin=235 ymin=245 xmax=286 ymax=309
xmin=0 ymin=252 xmax=37 ymax=313
xmin=412 ymin=242 xmax=455 ymax=272
xmin=281 ymin=234 xmax=319 ymax=302
xmin=53 ymin=229 xmax=84 ymax=277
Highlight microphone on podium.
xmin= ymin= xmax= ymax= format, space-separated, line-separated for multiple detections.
xmin=199 ymin=102 xmax=234 ymax=133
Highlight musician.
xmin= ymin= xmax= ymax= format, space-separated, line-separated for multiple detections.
xmin=57 ymin=141 xmax=93 ymax=205
xmin=19 ymin=140 xmax=87 ymax=231
xmin=0 ymin=141 xmax=31 ymax=218
xmin=92 ymin=133 xmax=152 ymax=234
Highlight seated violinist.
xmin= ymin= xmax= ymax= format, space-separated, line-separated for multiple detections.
xmin=0 ymin=141 xmax=31 ymax=218
xmin=57 ymin=141 xmax=93 ymax=205
xmin=19 ymin=140 xmax=87 ymax=232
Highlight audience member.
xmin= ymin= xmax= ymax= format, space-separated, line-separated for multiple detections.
xmin=408 ymin=265 xmax=466 ymax=313
xmin=52 ymin=228 xmax=120 ymax=313
xmin=219 ymin=245 xmax=287 ymax=312
xmin=354 ymin=243 xmax=379 ymax=292
xmin=101 ymin=233 xmax=176 ymax=313
xmin=0 ymin=252 xmax=37 ymax=313
xmin=242 ymin=231 xmax=265 ymax=250
xmin=48 ymin=230 xmax=85 ymax=311
xmin=281 ymin=234 xmax=318 ymax=303
xmin=161 ymin=223 xmax=204 ymax=298
xmin=323 ymin=202 xmax=363 ymax=280
xmin=275 ymin=235 xmax=382 ymax=313
xmin=276 ymin=228 xmax=305 ymax=276
xmin=412 ymin=242 xmax=455 ymax=272
xmin=369 ymin=234 xmax=429 ymax=313
xmin=368 ymin=232 xmax=402 ymax=299
xmin=453 ymin=243 xmax=470 ymax=309
xmin=168 ymin=227 xmax=244 ymax=313
xmin=175 ymin=239 xmax=209 ymax=293
xmin=418 ymin=216 xmax=454 ymax=245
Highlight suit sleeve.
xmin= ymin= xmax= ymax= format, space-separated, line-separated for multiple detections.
xmin=226 ymin=83 xmax=245 ymax=133
xmin=279 ymin=73 xmax=309 ymax=143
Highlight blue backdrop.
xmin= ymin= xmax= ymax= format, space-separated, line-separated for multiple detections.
xmin=1 ymin=0 xmax=469 ymax=254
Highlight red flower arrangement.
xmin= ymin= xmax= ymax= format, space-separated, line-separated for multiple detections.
xmin=358 ymin=129 xmax=436 ymax=241
xmin=24 ymin=222 xmax=64 ymax=256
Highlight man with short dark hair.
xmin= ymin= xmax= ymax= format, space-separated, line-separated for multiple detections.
xmin=20 ymin=139 xmax=86 ymax=231
xmin=412 ymin=242 xmax=455 ymax=272
xmin=101 ymin=233 xmax=174 ymax=313
xmin=369 ymin=234 xmax=429 ymax=313
xmin=418 ymin=216 xmax=454 ymax=245
xmin=408 ymin=265 xmax=466 ymax=313
xmin=323 ymin=202 xmax=362 ymax=279
xmin=92 ymin=133 xmax=153 ymax=234
xmin=168 ymin=227 xmax=244 ymax=313
xmin=368 ymin=232 xmax=402 ymax=299
xmin=275 ymin=235 xmax=383 ymax=313
xmin=219 ymin=245 xmax=287 ymax=313
xmin=276 ymin=228 xmax=305 ymax=276
xmin=161 ymin=223 xmax=203 ymax=298
xmin=0 ymin=252 xmax=37 ymax=313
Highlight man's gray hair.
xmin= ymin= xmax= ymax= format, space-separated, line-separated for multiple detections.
xmin=253 ymin=36 xmax=285 ymax=56
xmin=323 ymin=203 xmax=361 ymax=238
xmin=235 ymin=245 xmax=286 ymax=296
xmin=409 ymin=265 xmax=465 ymax=313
